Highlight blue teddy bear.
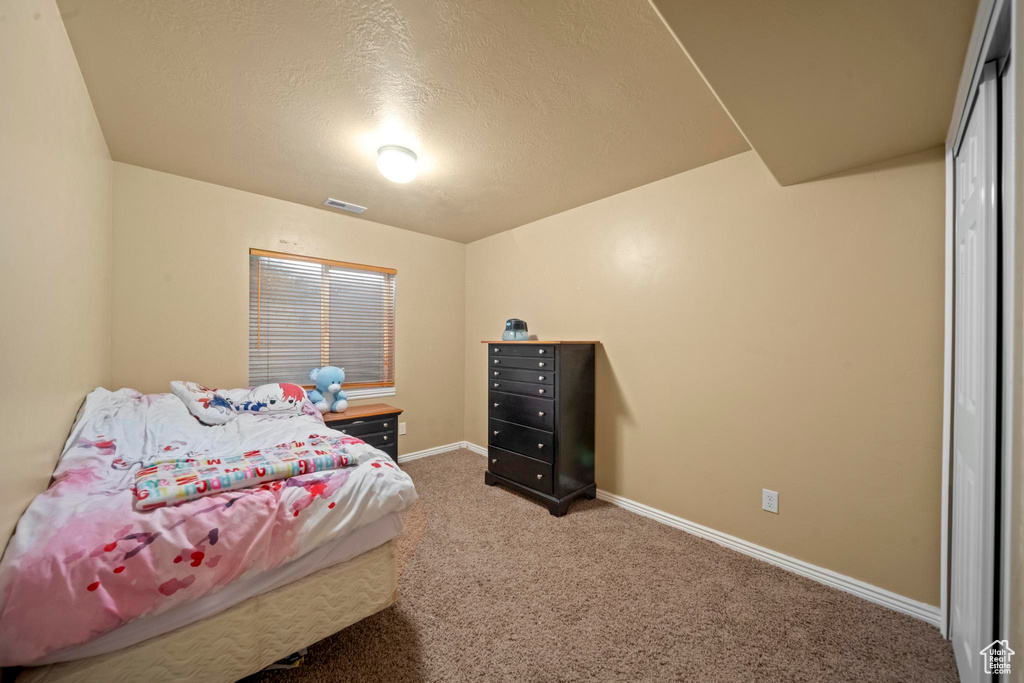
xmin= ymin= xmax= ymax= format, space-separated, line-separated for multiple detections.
xmin=307 ymin=366 xmax=348 ymax=413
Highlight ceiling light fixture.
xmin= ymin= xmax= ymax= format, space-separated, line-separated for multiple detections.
xmin=376 ymin=145 xmax=418 ymax=183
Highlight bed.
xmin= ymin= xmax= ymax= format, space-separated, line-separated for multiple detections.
xmin=0 ymin=388 xmax=417 ymax=681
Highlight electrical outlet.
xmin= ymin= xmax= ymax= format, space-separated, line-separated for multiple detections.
xmin=398 ymin=422 xmax=406 ymax=436
xmin=762 ymin=489 xmax=779 ymax=514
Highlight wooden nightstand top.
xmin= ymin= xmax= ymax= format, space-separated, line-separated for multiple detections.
xmin=321 ymin=403 xmax=403 ymax=423
xmin=480 ymin=340 xmax=599 ymax=344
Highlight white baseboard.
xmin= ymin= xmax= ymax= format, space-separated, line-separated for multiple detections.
xmin=594 ymin=489 xmax=941 ymax=627
xmin=404 ymin=441 xmax=940 ymax=627
xmin=397 ymin=440 xmax=486 ymax=464
xmin=461 ymin=441 xmax=487 ymax=456
xmin=396 ymin=442 xmax=465 ymax=464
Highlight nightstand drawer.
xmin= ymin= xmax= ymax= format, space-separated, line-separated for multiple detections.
xmin=488 ymin=378 xmax=553 ymax=398
xmin=488 ymin=446 xmax=553 ymax=495
xmin=489 ymin=418 xmax=553 ymax=463
xmin=329 ymin=415 xmax=397 ymax=437
xmin=488 ymin=367 xmax=554 ymax=384
xmin=489 ymin=356 xmax=555 ymax=371
xmin=377 ymin=442 xmax=398 ymax=461
xmin=488 ymin=391 xmax=554 ymax=430
xmin=489 ymin=344 xmax=555 ymax=358
xmin=359 ymin=430 xmax=396 ymax=448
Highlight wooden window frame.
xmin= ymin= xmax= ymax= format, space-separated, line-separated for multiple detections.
xmin=249 ymin=248 xmax=396 ymax=391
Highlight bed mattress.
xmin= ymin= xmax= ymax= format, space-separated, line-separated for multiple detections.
xmin=36 ymin=509 xmax=404 ymax=664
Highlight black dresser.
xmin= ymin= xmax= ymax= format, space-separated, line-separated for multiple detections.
xmin=483 ymin=341 xmax=597 ymax=516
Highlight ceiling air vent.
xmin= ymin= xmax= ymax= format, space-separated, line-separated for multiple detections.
xmin=323 ymin=198 xmax=367 ymax=214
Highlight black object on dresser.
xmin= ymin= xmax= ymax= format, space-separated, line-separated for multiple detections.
xmin=322 ymin=403 xmax=402 ymax=466
xmin=483 ymin=341 xmax=597 ymax=516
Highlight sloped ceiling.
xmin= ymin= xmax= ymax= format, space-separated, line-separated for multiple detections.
xmin=56 ymin=0 xmax=748 ymax=243
xmin=650 ymin=0 xmax=979 ymax=185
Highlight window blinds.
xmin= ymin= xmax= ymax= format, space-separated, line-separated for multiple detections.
xmin=248 ymin=249 xmax=396 ymax=389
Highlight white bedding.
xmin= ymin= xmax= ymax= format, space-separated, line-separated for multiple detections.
xmin=0 ymin=388 xmax=417 ymax=666
xmin=38 ymin=510 xmax=405 ymax=664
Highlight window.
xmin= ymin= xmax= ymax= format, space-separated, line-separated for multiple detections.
xmin=249 ymin=248 xmax=396 ymax=397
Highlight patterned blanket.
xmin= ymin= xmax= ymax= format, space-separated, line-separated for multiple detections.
xmin=135 ymin=436 xmax=357 ymax=510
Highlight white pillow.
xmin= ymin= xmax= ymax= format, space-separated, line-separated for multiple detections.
xmin=226 ymin=383 xmax=307 ymax=415
xmin=169 ymin=381 xmax=236 ymax=425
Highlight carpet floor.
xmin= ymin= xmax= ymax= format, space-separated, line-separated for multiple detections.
xmin=246 ymin=449 xmax=957 ymax=682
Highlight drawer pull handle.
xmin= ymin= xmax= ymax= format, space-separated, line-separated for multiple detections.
xmin=341 ymin=430 xmax=347 ymax=435
xmin=494 ymin=348 xmax=501 ymax=352
xmin=494 ymin=359 xmax=500 ymax=364
xmin=538 ymin=362 xmax=546 ymax=367
xmin=494 ymin=382 xmax=499 ymax=388
xmin=383 ymin=435 xmax=388 ymax=441
xmin=493 ymin=402 xmax=500 ymax=408
xmin=538 ymin=411 xmax=545 ymax=417
xmin=537 ymin=443 xmax=544 ymax=450
xmin=539 ymin=375 xmax=545 ymax=380
xmin=538 ymin=388 xmax=546 ymax=394
xmin=536 ymin=473 xmax=543 ymax=479
xmin=492 ymin=458 xmax=498 ymax=463
xmin=538 ymin=349 xmax=546 ymax=355
xmin=493 ymin=371 xmax=499 ymax=376
xmin=493 ymin=430 xmax=499 ymax=435
xmin=383 ymin=423 xmax=388 ymax=427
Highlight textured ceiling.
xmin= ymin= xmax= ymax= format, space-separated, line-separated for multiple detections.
xmin=650 ymin=0 xmax=979 ymax=185
xmin=57 ymin=0 xmax=748 ymax=243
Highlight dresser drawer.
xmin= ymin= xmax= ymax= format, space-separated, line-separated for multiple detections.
xmin=488 ymin=378 xmax=553 ymax=398
xmin=489 ymin=418 xmax=553 ymax=463
xmin=488 ymin=446 xmax=553 ymax=495
xmin=488 ymin=367 xmax=554 ymax=385
xmin=489 ymin=344 xmax=555 ymax=358
xmin=359 ymin=430 xmax=396 ymax=449
xmin=330 ymin=415 xmax=397 ymax=437
xmin=489 ymin=391 xmax=554 ymax=430
xmin=489 ymin=356 xmax=555 ymax=371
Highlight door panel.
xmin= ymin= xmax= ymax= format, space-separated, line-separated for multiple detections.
xmin=951 ymin=61 xmax=999 ymax=683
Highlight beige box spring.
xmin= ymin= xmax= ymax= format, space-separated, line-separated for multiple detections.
xmin=16 ymin=539 xmax=397 ymax=683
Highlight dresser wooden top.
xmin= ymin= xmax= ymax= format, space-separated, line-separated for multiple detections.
xmin=321 ymin=403 xmax=403 ymax=422
xmin=481 ymin=340 xmax=599 ymax=344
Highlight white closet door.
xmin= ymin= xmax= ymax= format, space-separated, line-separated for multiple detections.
xmin=951 ymin=61 xmax=999 ymax=683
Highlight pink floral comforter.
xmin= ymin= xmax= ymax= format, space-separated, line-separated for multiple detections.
xmin=0 ymin=388 xmax=417 ymax=666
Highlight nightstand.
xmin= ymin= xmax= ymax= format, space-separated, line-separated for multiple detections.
xmin=322 ymin=403 xmax=403 ymax=465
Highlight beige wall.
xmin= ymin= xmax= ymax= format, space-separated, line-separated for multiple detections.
xmin=0 ymin=1 xmax=112 ymax=543
xmin=111 ymin=163 xmax=465 ymax=455
xmin=465 ymin=148 xmax=945 ymax=604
